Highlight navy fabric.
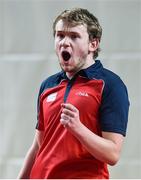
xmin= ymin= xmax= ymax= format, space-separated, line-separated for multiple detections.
xmin=37 ymin=60 xmax=129 ymax=136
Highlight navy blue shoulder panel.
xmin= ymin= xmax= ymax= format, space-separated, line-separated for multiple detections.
xmin=38 ymin=71 xmax=64 ymax=97
xmin=83 ymin=60 xmax=129 ymax=136
xmin=96 ymin=65 xmax=130 ymax=136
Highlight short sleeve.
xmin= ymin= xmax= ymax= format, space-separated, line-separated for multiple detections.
xmin=35 ymin=81 xmax=46 ymax=131
xmin=35 ymin=73 xmax=63 ymax=131
xmin=100 ymin=81 xmax=130 ymax=136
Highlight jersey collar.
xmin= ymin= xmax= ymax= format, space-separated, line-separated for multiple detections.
xmin=60 ymin=60 xmax=103 ymax=80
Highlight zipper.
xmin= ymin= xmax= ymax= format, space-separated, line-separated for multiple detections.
xmin=64 ymin=77 xmax=76 ymax=103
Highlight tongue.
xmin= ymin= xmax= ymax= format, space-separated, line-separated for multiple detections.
xmin=62 ymin=51 xmax=71 ymax=61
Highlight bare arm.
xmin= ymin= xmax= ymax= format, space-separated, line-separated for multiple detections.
xmin=60 ymin=103 xmax=124 ymax=166
xmin=17 ymin=130 xmax=44 ymax=179
xmin=71 ymin=124 xmax=123 ymax=165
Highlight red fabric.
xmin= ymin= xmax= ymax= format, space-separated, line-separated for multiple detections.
xmin=30 ymin=76 xmax=109 ymax=179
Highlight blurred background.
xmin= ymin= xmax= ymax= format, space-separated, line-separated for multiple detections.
xmin=0 ymin=0 xmax=141 ymax=178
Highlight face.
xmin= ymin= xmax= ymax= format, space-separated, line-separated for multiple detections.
xmin=54 ymin=20 xmax=95 ymax=78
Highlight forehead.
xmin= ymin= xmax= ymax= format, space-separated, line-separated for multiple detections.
xmin=55 ymin=20 xmax=88 ymax=34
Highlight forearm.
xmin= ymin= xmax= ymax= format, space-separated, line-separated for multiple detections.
xmin=71 ymin=123 xmax=122 ymax=165
xmin=17 ymin=145 xmax=38 ymax=179
xmin=61 ymin=103 xmax=123 ymax=166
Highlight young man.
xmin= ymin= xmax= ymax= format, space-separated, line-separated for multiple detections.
xmin=18 ymin=8 xmax=129 ymax=179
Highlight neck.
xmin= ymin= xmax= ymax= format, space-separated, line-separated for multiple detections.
xmin=66 ymin=72 xmax=75 ymax=79
xmin=66 ymin=60 xmax=95 ymax=79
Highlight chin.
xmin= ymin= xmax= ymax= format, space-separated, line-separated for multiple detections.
xmin=62 ymin=68 xmax=71 ymax=72
xmin=61 ymin=65 xmax=70 ymax=71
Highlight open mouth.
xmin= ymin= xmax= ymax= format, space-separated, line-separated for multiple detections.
xmin=61 ymin=51 xmax=71 ymax=61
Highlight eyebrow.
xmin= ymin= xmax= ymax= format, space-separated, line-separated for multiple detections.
xmin=56 ymin=31 xmax=81 ymax=36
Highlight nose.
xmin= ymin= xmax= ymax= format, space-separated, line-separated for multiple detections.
xmin=61 ymin=37 xmax=70 ymax=48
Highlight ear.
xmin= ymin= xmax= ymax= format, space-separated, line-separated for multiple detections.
xmin=89 ymin=38 xmax=100 ymax=52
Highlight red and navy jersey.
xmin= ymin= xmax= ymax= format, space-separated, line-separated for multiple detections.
xmin=30 ymin=60 xmax=129 ymax=179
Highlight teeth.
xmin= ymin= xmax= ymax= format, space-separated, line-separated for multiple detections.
xmin=62 ymin=51 xmax=71 ymax=61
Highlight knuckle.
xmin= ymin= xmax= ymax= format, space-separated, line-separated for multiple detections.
xmin=60 ymin=119 xmax=64 ymax=124
xmin=61 ymin=113 xmax=65 ymax=118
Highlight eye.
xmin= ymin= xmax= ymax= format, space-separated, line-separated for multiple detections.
xmin=56 ymin=33 xmax=65 ymax=39
xmin=70 ymin=34 xmax=78 ymax=39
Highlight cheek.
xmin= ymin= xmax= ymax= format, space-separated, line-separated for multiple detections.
xmin=75 ymin=46 xmax=88 ymax=57
xmin=54 ymin=41 xmax=59 ymax=54
xmin=54 ymin=38 xmax=60 ymax=47
xmin=75 ymin=41 xmax=89 ymax=54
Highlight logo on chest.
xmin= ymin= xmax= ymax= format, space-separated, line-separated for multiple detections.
xmin=46 ymin=92 xmax=57 ymax=102
xmin=75 ymin=91 xmax=89 ymax=97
